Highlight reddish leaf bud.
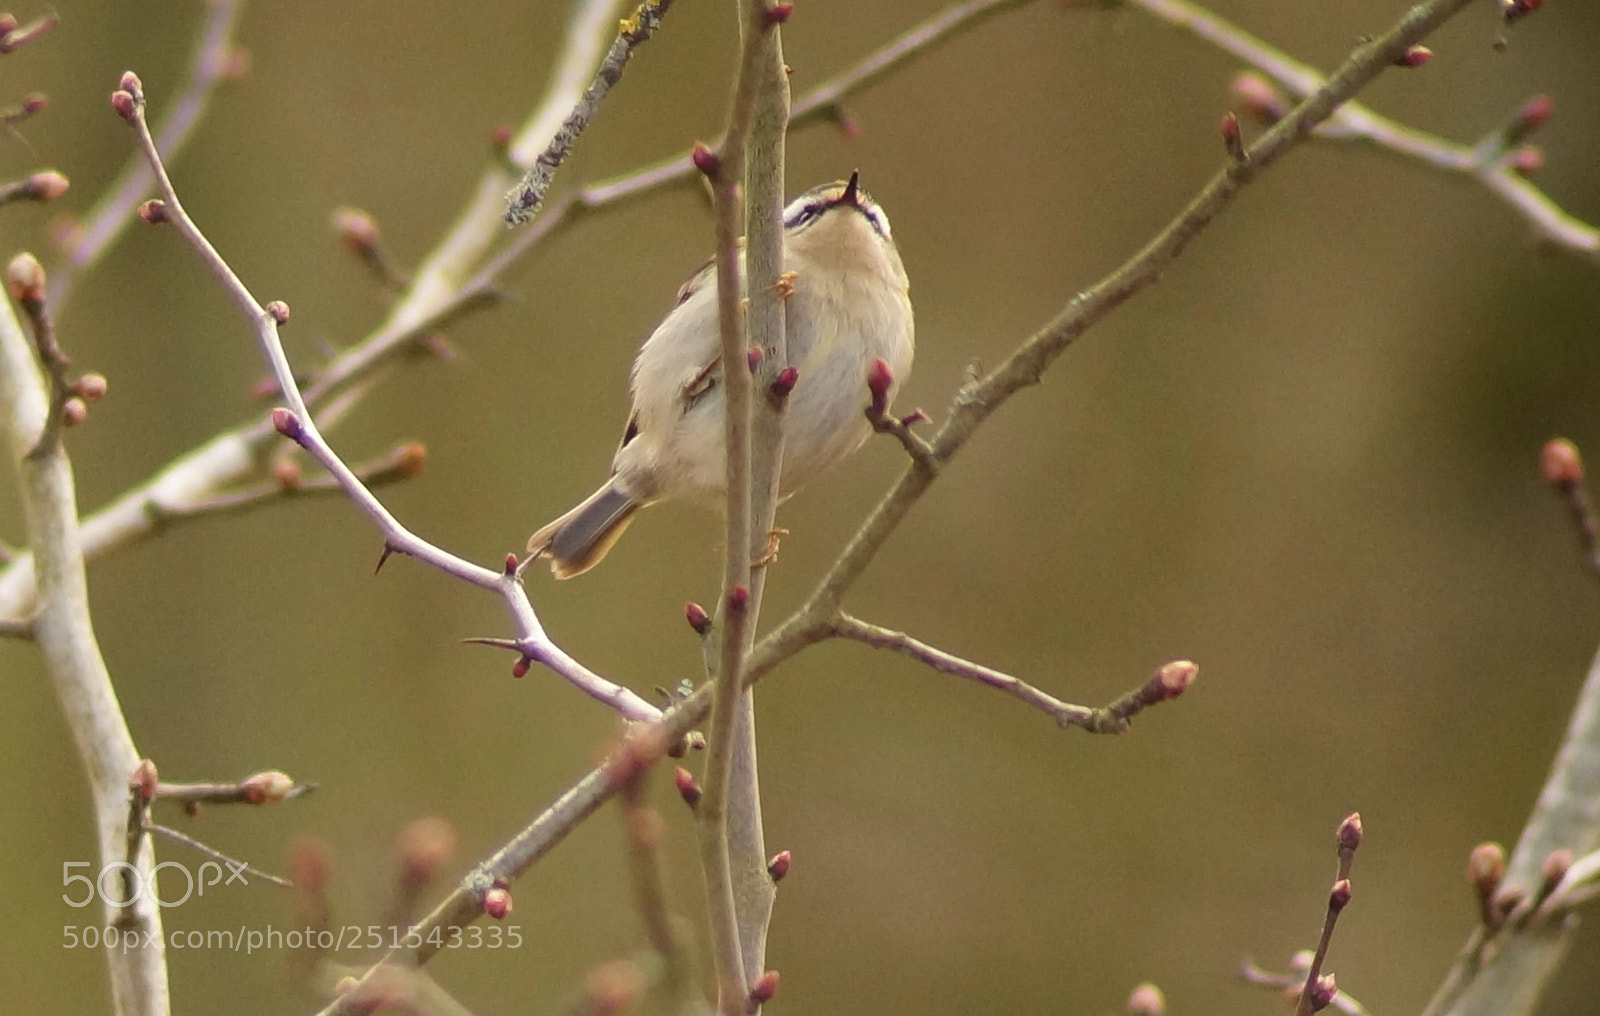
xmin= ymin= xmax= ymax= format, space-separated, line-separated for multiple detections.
xmin=1516 ymin=95 xmax=1555 ymax=134
xmin=1229 ymin=71 xmax=1287 ymax=123
xmin=131 ymin=758 xmax=160 ymax=803
xmin=685 ymin=601 xmax=712 ymax=636
xmin=691 ymin=142 xmax=721 ymax=177
xmin=747 ymin=345 xmax=764 ymax=373
xmin=488 ymin=123 xmax=514 ymax=152
xmin=503 ymin=552 xmax=519 ymax=575
xmin=1152 ymin=660 xmax=1197 ymax=700
xmin=21 ymin=91 xmax=46 ymax=114
xmin=771 ymin=365 xmax=800 ymax=400
xmin=482 ymin=885 xmax=513 ymax=920
xmin=118 ymin=71 xmax=143 ymax=98
xmin=5 ymin=251 xmax=45 ymax=305
xmin=1329 ymin=877 xmax=1353 ymax=912
xmin=397 ymin=816 xmax=457 ymax=887
xmin=585 ymin=959 xmax=644 ymax=1016
xmin=766 ymin=2 xmax=795 ymax=25
xmin=61 ymin=397 xmax=88 ymax=427
xmin=137 ymin=199 xmax=167 ymax=224
xmin=24 ymin=170 xmax=68 ymax=201
xmin=1540 ymin=438 xmax=1582 ymax=485
xmin=0 ymin=14 xmax=18 ymax=34
xmin=265 ymin=300 xmax=291 ymax=325
xmin=392 ymin=442 xmax=428 ymax=476
xmin=332 ymin=207 xmax=380 ymax=253
xmin=749 ymin=970 xmax=780 ymax=1008
xmin=1126 ymin=983 xmax=1167 ymax=1016
xmin=73 ymin=373 xmax=107 ymax=403
xmin=273 ymin=459 xmax=303 ymax=490
xmin=241 ymin=770 xmax=295 ymax=805
xmin=674 ymin=766 xmax=702 ymax=808
xmin=1508 ymin=145 xmax=1544 ymax=177
xmin=1540 ymin=847 xmax=1573 ymax=897
xmin=1501 ymin=0 xmax=1543 ymax=23
xmin=110 ymin=90 xmax=136 ymax=122
xmin=767 ymin=849 xmax=792 ymax=882
xmin=1338 ymin=812 xmax=1363 ymax=853
xmin=1308 ymin=974 xmax=1338 ymax=1012
xmin=1395 ymin=45 xmax=1433 ymax=67
xmin=271 ymin=407 xmax=304 ymax=441
xmin=728 ymin=584 xmax=749 ymax=612
xmin=511 ymin=656 xmax=530 ymax=679
xmin=1220 ymin=111 xmax=1245 ymax=161
xmin=1468 ymin=841 xmax=1507 ymax=896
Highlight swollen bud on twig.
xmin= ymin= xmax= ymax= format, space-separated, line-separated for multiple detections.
xmin=271 ymin=407 xmax=305 ymax=442
xmin=1151 ymin=660 xmax=1197 ymax=700
xmin=748 ymin=970 xmax=780 ymax=1010
xmin=61 ymin=396 xmax=88 ymax=427
xmin=241 ymin=770 xmax=296 ymax=805
xmin=1307 ymin=974 xmax=1338 ymax=1013
xmin=5 ymin=251 xmax=45 ymax=306
xmin=728 ymin=584 xmax=749 ymax=612
xmin=1229 ymin=71 xmax=1287 ymax=123
xmin=1337 ymin=812 xmax=1363 ymax=853
xmin=137 ymin=199 xmax=167 ymax=224
xmin=1467 ymin=841 xmax=1507 ymax=903
xmin=767 ymin=849 xmax=791 ymax=882
xmin=1126 ymin=983 xmax=1167 ymax=1016
xmin=23 ymin=170 xmax=69 ymax=201
xmin=131 ymin=758 xmax=160 ymax=803
xmin=73 ymin=373 xmax=107 ymax=403
xmin=273 ymin=459 xmax=303 ymax=490
xmin=488 ymin=123 xmax=514 ymax=155
xmin=1394 ymin=45 xmax=1433 ymax=68
xmin=392 ymin=442 xmax=428 ymax=476
xmin=482 ymin=884 xmax=513 ymax=920
xmin=332 ymin=207 xmax=380 ymax=254
xmin=691 ymin=142 xmax=721 ymax=177
xmin=503 ymin=553 xmax=519 ymax=576
xmin=770 ymin=365 xmax=800 ymax=402
xmin=1506 ymin=95 xmax=1554 ymax=146
xmin=1220 ymin=111 xmax=1245 ymax=162
xmin=1507 ymin=146 xmax=1544 ymax=178
xmin=1500 ymin=0 xmax=1543 ymax=24
xmin=511 ymin=656 xmax=530 ymax=679
xmin=685 ymin=601 xmax=712 ymax=636
xmin=1538 ymin=847 xmax=1573 ymax=902
xmin=747 ymin=345 xmax=764 ymax=373
xmin=765 ymin=2 xmax=795 ymax=25
xmin=1540 ymin=438 xmax=1582 ymax=485
xmin=265 ymin=300 xmax=291 ymax=325
xmin=1328 ymin=878 xmax=1352 ymax=913
xmin=674 ymin=766 xmax=702 ymax=808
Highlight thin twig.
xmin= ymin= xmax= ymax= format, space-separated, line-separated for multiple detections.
xmin=0 ymin=170 xmax=68 ymax=206
xmin=1112 ymin=0 xmax=1599 ymax=259
xmin=118 ymin=74 xmax=660 ymax=724
xmin=0 ymin=10 xmax=57 ymax=54
xmin=618 ymin=770 xmax=691 ymax=1010
xmin=146 ymin=822 xmax=293 ymax=888
xmin=505 ymin=0 xmax=678 ymax=225
xmin=48 ymin=0 xmax=246 ymax=309
xmin=1293 ymin=815 xmax=1362 ymax=1016
xmin=832 ymin=614 xmax=1196 ymax=731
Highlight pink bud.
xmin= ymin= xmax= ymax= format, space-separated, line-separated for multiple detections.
xmin=482 ymin=885 xmax=513 ymax=920
xmin=766 ymin=2 xmax=795 ymax=25
xmin=691 ymin=142 xmax=720 ymax=177
xmin=271 ymin=407 xmax=303 ymax=440
xmin=729 ymin=584 xmax=749 ymax=611
xmin=1338 ymin=812 xmax=1363 ymax=852
xmin=685 ymin=601 xmax=712 ymax=635
xmin=747 ymin=345 xmax=764 ymax=373
xmin=1541 ymin=438 xmax=1582 ymax=485
xmin=511 ymin=657 xmax=530 ymax=679
xmin=265 ymin=300 xmax=291 ymax=325
xmin=767 ymin=850 xmax=791 ymax=882
xmin=131 ymin=758 xmax=160 ymax=803
xmin=749 ymin=970 xmax=780 ymax=1007
xmin=61 ymin=397 xmax=88 ymax=427
xmin=675 ymin=766 xmax=703 ymax=808
xmin=137 ymin=199 xmax=167 ymax=224
xmin=1395 ymin=45 xmax=1433 ymax=67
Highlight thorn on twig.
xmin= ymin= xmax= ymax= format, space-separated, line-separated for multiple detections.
xmin=374 ymin=542 xmax=395 ymax=574
xmin=1220 ymin=111 xmax=1247 ymax=162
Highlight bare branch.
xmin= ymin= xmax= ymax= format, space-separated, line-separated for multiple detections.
xmin=504 ymin=0 xmax=677 ymax=225
xmin=117 ymin=74 xmax=660 ymax=723
xmin=0 ymin=168 xmax=68 ymax=206
xmin=48 ymin=0 xmax=246 ymax=308
xmin=833 ymin=614 xmax=1196 ymax=732
xmin=0 ymin=10 xmax=57 ymax=54
xmin=0 ymin=277 xmax=168 ymax=1010
xmin=1112 ymin=0 xmax=1599 ymax=259
xmin=145 ymin=823 xmax=293 ymax=888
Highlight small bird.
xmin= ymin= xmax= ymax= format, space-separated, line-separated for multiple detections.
xmin=527 ymin=172 xmax=914 ymax=578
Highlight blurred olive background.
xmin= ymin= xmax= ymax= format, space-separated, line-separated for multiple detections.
xmin=3 ymin=0 xmax=1599 ymax=1012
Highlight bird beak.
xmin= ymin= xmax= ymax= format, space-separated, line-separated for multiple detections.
xmin=840 ymin=170 xmax=861 ymax=208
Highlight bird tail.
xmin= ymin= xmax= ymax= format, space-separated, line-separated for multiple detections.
xmin=527 ymin=482 xmax=640 ymax=579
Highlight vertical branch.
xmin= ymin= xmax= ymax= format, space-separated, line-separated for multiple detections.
xmin=696 ymin=1 xmax=789 ymax=1011
xmin=0 ymin=286 xmax=168 ymax=1015
xmin=727 ymin=0 xmax=791 ymax=990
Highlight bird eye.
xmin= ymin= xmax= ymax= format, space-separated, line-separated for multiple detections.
xmin=784 ymin=201 xmax=825 ymax=229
